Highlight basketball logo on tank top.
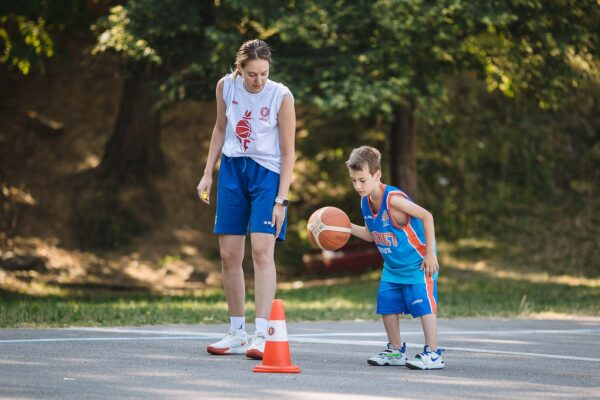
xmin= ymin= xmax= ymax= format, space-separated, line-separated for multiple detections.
xmin=382 ymin=210 xmax=390 ymax=227
xmin=235 ymin=110 xmax=253 ymax=152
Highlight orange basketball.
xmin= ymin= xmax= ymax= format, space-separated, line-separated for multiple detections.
xmin=307 ymin=207 xmax=352 ymax=251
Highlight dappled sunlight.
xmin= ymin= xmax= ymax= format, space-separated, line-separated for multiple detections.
xmin=443 ymin=256 xmax=600 ymax=288
xmin=179 ymin=245 xmax=198 ymax=257
xmin=371 ymin=375 xmax=596 ymax=399
xmin=528 ymin=312 xmax=600 ymax=321
xmin=1 ymin=278 xmax=64 ymax=297
xmin=1 ymin=185 xmax=37 ymax=206
xmin=0 ymin=232 xmax=219 ymax=297
xmin=0 ymin=360 xmax=47 ymax=366
xmin=127 ymin=371 xmax=181 ymax=378
xmin=287 ymin=299 xmax=372 ymax=311
xmin=74 ymin=154 xmax=101 ymax=172
xmin=278 ymin=274 xmax=376 ymax=290
xmin=454 ymin=238 xmax=497 ymax=249
xmin=450 ymin=338 xmax=532 ymax=345
xmin=264 ymin=392 xmax=409 ymax=400
xmin=107 ymin=298 xmax=229 ymax=313
xmin=440 ymin=240 xmax=600 ymax=288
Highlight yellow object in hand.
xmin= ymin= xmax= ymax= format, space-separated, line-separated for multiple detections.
xmin=202 ymin=191 xmax=208 ymax=200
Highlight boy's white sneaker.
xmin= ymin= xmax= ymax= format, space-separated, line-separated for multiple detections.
xmin=406 ymin=345 xmax=445 ymax=370
xmin=367 ymin=342 xmax=407 ymax=366
xmin=207 ymin=329 xmax=249 ymax=355
xmin=245 ymin=331 xmax=266 ymax=360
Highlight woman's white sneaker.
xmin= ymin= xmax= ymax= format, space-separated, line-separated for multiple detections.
xmin=406 ymin=345 xmax=445 ymax=370
xmin=367 ymin=343 xmax=407 ymax=366
xmin=246 ymin=331 xmax=266 ymax=360
xmin=207 ymin=329 xmax=249 ymax=355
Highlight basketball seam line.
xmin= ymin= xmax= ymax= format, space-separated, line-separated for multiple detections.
xmin=312 ymin=207 xmax=351 ymax=251
xmin=313 ymin=207 xmax=326 ymax=251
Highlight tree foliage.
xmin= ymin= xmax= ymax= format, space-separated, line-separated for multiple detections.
xmin=262 ymin=0 xmax=599 ymax=197
xmin=92 ymin=0 xmax=599 ymax=117
xmin=93 ymin=0 xmax=251 ymax=107
xmin=0 ymin=0 xmax=99 ymax=75
xmin=88 ymin=1 xmax=599 ymax=251
xmin=271 ymin=0 xmax=599 ymax=115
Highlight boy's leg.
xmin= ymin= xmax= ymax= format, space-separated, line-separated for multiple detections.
xmin=404 ymin=279 xmax=444 ymax=369
xmin=368 ymin=314 xmax=406 ymax=366
xmin=377 ymin=281 xmax=409 ymax=349
xmin=404 ymin=277 xmax=439 ymax=349
xmin=406 ymin=314 xmax=444 ymax=370
xmin=368 ymin=281 xmax=409 ymax=366
xmin=382 ymin=314 xmax=402 ymax=349
xmin=421 ymin=313 xmax=438 ymax=351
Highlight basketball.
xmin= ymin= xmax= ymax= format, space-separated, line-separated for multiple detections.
xmin=307 ymin=207 xmax=352 ymax=251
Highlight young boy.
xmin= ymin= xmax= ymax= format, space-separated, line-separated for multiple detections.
xmin=345 ymin=146 xmax=444 ymax=370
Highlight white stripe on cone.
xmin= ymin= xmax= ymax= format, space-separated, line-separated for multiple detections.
xmin=267 ymin=320 xmax=288 ymax=342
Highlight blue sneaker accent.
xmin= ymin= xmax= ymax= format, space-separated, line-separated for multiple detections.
xmin=406 ymin=345 xmax=445 ymax=370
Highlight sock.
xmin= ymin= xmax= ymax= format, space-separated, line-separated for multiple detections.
xmin=230 ymin=316 xmax=245 ymax=332
xmin=255 ymin=317 xmax=269 ymax=335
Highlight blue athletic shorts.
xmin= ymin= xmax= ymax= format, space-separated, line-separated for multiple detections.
xmin=376 ymin=279 xmax=438 ymax=317
xmin=214 ymin=155 xmax=286 ymax=240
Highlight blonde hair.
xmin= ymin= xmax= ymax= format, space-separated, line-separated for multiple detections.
xmin=232 ymin=39 xmax=272 ymax=79
xmin=345 ymin=146 xmax=382 ymax=174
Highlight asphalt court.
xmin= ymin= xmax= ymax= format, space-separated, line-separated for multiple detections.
xmin=1 ymin=318 xmax=599 ymax=399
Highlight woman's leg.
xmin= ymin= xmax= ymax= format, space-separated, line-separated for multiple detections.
xmin=218 ymin=235 xmax=247 ymax=317
xmin=206 ymin=234 xmax=249 ymax=355
xmin=250 ymin=232 xmax=277 ymax=319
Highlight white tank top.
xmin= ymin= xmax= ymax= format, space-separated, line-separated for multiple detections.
xmin=221 ymin=73 xmax=294 ymax=174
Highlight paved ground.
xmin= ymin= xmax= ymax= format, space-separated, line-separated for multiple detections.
xmin=1 ymin=318 xmax=599 ymax=399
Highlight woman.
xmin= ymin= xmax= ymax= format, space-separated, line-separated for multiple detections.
xmin=196 ymin=39 xmax=296 ymax=360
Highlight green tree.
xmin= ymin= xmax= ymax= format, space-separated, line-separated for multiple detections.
xmin=0 ymin=0 xmax=99 ymax=75
xmin=92 ymin=0 xmax=599 ymax=193
xmin=93 ymin=1 xmax=251 ymax=180
xmin=271 ymin=0 xmax=599 ymax=197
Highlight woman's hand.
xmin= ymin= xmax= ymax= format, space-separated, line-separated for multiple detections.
xmin=196 ymin=175 xmax=212 ymax=205
xmin=272 ymin=204 xmax=286 ymax=238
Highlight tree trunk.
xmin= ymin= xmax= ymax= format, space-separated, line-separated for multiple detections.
xmin=100 ymin=70 xmax=164 ymax=181
xmin=390 ymin=103 xmax=418 ymax=199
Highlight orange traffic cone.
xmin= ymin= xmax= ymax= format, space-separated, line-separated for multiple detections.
xmin=253 ymin=299 xmax=301 ymax=373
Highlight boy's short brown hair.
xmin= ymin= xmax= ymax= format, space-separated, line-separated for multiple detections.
xmin=345 ymin=146 xmax=382 ymax=174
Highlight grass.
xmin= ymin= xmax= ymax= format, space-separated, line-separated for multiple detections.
xmin=2 ymin=213 xmax=599 ymax=328
xmin=2 ymin=258 xmax=599 ymax=327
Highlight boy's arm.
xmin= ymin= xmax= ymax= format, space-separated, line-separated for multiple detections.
xmin=389 ymin=195 xmax=439 ymax=276
xmin=351 ymin=223 xmax=373 ymax=242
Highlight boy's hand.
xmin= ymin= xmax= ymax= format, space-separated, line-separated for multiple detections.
xmin=420 ymin=254 xmax=439 ymax=277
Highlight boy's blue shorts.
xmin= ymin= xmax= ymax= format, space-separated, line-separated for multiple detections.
xmin=214 ymin=155 xmax=286 ymax=240
xmin=376 ymin=279 xmax=438 ymax=317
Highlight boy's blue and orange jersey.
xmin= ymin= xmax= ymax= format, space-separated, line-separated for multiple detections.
xmin=360 ymin=184 xmax=438 ymax=284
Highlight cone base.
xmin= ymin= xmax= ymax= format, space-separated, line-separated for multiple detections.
xmin=253 ymin=364 xmax=301 ymax=374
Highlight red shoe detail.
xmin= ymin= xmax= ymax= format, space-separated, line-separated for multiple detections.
xmin=246 ymin=349 xmax=263 ymax=360
xmin=207 ymin=346 xmax=231 ymax=355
